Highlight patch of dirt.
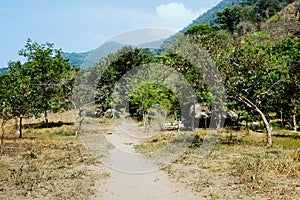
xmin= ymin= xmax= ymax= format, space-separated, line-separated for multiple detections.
xmin=82 ymin=118 xmax=200 ymax=200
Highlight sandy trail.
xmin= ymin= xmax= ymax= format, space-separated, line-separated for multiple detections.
xmin=82 ymin=120 xmax=200 ymax=200
xmin=93 ymin=168 xmax=199 ymax=200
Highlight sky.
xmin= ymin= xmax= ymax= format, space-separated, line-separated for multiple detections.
xmin=0 ymin=0 xmax=221 ymax=67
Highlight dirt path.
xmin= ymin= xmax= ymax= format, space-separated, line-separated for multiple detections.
xmin=81 ymin=119 xmax=200 ymax=200
xmin=93 ymin=167 xmax=200 ymax=200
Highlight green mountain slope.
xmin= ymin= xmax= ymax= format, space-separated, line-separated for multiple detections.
xmin=63 ymin=52 xmax=89 ymax=67
xmin=64 ymin=39 xmax=166 ymax=68
xmin=63 ymin=41 xmax=125 ymax=68
xmin=181 ymin=0 xmax=246 ymax=33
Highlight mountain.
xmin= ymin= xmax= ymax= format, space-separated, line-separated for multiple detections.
xmin=181 ymin=0 xmax=246 ymax=33
xmin=64 ymin=39 xmax=166 ymax=68
xmin=0 ymin=67 xmax=8 ymax=74
xmin=63 ymin=41 xmax=125 ymax=68
xmin=64 ymin=1 xmax=247 ymax=68
xmin=137 ymin=38 xmax=166 ymax=49
xmin=65 ymin=0 xmax=299 ymax=68
xmin=63 ymin=52 xmax=89 ymax=67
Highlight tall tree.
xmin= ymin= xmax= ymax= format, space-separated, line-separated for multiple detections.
xmin=271 ymin=36 xmax=300 ymax=130
xmin=96 ymin=46 xmax=153 ymax=116
xmin=0 ymin=74 xmax=12 ymax=147
xmin=217 ymin=7 xmax=241 ymax=33
xmin=185 ymin=25 xmax=279 ymax=146
xmin=7 ymin=61 xmax=37 ymax=138
xmin=18 ymin=39 xmax=76 ymax=127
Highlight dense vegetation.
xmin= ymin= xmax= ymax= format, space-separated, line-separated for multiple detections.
xmin=182 ymin=0 xmax=297 ymax=33
xmin=216 ymin=0 xmax=297 ymax=33
xmin=181 ymin=0 xmax=246 ymax=32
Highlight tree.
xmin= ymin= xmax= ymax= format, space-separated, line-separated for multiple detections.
xmin=18 ymin=39 xmax=76 ymax=127
xmin=0 ymin=74 xmax=12 ymax=149
xmin=7 ymin=61 xmax=37 ymax=138
xmin=217 ymin=7 xmax=241 ymax=33
xmin=185 ymin=24 xmax=213 ymax=36
xmin=95 ymin=46 xmax=153 ymax=116
xmin=219 ymin=32 xmax=281 ymax=147
xmin=271 ymin=36 xmax=300 ymax=130
xmin=5 ymin=39 xmax=76 ymax=138
xmin=185 ymin=25 xmax=279 ymax=146
xmin=122 ymin=64 xmax=179 ymax=124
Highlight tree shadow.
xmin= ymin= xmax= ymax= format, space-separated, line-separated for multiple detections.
xmin=273 ymin=133 xmax=300 ymax=140
xmin=24 ymin=121 xmax=74 ymax=129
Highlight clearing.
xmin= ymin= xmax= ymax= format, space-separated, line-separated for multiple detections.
xmin=0 ymin=111 xmax=299 ymax=199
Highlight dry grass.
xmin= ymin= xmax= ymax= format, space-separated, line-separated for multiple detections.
xmin=0 ymin=111 xmax=109 ymax=200
xmin=135 ymin=128 xmax=300 ymax=199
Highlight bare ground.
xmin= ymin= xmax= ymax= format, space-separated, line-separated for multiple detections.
xmin=81 ymin=119 xmax=200 ymax=200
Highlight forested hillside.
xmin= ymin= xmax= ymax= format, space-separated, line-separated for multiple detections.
xmin=181 ymin=0 xmax=246 ymax=32
xmin=64 ymin=39 xmax=166 ymax=68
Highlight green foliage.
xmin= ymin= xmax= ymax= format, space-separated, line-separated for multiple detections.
xmin=128 ymin=82 xmax=178 ymax=119
xmin=183 ymin=0 xmax=300 ymax=143
xmin=7 ymin=60 xmax=37 ymax=120
xmin=217 ymin=7 xmax=242 ymax=33
xmin=270 ymin=36 xmax=300 ymax=125
xmin=182 ymin=0 xmax=246 ymax=32
xmin=215 ymin=0 xmax=296 ymax=33
xmin=185 ymin=24 xmax=213 ymax=36
xmin=0 ymin=39 xmax=76 ymax=137
xmin=0 ymin=74 xmax=13 ymax=120
xmin=95 ymin=46 xmax=153 ymax=115
xmin=18 ymin=39 xmax=76 ymax=117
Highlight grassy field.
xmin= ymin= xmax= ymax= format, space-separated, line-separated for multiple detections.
xmin=0 ymin=111 xmax=109 ymax=200
xmin=136 ymin=128 xmax=300 ymax=199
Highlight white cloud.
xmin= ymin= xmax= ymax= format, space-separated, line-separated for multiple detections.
xmin=153 ymin=2 xmax=203 ymax=30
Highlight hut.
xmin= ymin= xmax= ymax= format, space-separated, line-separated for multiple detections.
xmin=192 ymin=104 xmax=237 ymax=128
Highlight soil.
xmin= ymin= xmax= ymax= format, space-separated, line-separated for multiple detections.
xmin=81 ymin=119 xmax=200 ymax=200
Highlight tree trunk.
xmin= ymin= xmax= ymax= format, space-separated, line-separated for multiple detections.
xmin=234 ymin=92 xmax=272 ymax=147
xmin=1 ymin=119 xmax=5 ymax=151
xmin=192 ymin=101 xmax=195 ymax=130
xmin=293 ymin=114 xmax=298 ymax=132
xmin=255 ymin=107 xmax=272 ymax=147
xmin=44 ymin=110 xmax=49 ymax=128
xmin=246 ymin=113 xmax=249 ymax=130
xmin=19 ymin=117 xmax=23 ymax=138
xmin=76 ymin=108 xmax=84 ymax=135
xmin=280 ymin=110 xmax=284 ymax=128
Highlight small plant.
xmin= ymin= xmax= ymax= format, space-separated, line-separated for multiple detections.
xmin=193 ymin=178 xmax=214 ymax=192
xmin=22 ymin=149 xmax=37 ymax=159
xmin=65 ymin=169 xmax=87 ymax=179
xmin=53 ymin=130 xmax=75 ymax=136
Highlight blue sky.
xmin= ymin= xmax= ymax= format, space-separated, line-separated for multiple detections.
xmin=0 ymin=0 xmax=221 ymax=67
